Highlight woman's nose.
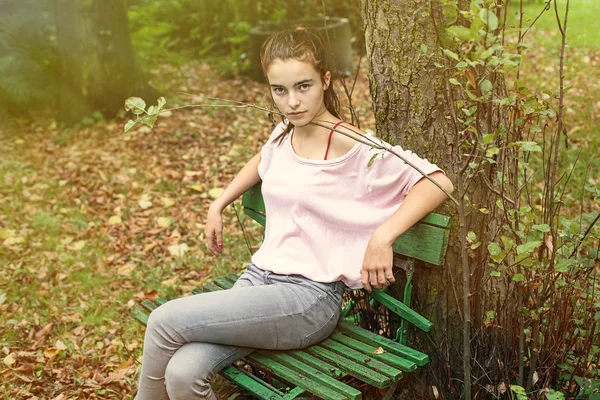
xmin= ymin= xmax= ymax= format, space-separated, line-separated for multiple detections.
xmin=288 ymin=93 xmax=300 ymax=108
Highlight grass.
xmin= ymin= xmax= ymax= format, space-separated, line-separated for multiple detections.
xmin=509 ymin=0 xmax=600 ymax=50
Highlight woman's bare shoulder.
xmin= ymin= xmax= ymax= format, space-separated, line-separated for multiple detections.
xmin=334 ymin=122 xmax=367 ymax=151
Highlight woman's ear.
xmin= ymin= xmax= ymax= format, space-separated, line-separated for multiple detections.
xmin=323 ymin=71 xmax=331 ymax=90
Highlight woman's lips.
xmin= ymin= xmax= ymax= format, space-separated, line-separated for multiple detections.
xmin=288 ymin=112 xmax=306 ymax=119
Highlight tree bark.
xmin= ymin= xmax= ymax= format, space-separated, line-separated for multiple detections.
xmin=361 ymin=0 xmax=464 ymax=397
xmin=55 ymin=0 xmax=158 ymax=126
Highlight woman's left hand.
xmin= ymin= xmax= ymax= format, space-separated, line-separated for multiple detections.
xmin=361 ymin=229 xmax=395 ymax=292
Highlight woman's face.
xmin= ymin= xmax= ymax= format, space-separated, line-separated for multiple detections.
xmin=266 ymin=58 xmax=331 ymax=127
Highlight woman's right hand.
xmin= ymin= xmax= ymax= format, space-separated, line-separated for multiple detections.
xmin=205 ymin=204 xmax=224 ymax=256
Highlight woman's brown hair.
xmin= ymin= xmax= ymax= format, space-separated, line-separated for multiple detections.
xmin=260 ymin=26 xmax=341 ymax=143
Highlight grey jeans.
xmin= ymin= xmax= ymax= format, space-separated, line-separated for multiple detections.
xmin=135 ymin=263 xmax=346 ymax=400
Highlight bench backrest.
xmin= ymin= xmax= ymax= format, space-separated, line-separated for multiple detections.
xmin=242 ymin=184 xmax=450 ymax=267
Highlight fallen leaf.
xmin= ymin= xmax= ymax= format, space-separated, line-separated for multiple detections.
xmin=43 ymin=347 xmax=58 ymax=359
xmin=161 ymin=197 xmax=175 ymax=207
xmin=432 ymin=385 xmax=439 ymax=399
xmin=68 ymin=240 xmax=86 ymax=251
xmin=108 ymin=215 xmax=123 ymax=225
xmin=161 ymin=276 xmax=178 ymax=287
xmin=144 ymin=290 xmax=159 ymax=301
xmin=157 ymin=217 xmax=172 ymax=228
xmin=118 ymin=264 xmax=135 ymax=277
xmin=55 ymin=340 xmax=68 ymax=351
xmin=168 ymin=243 xmax=189 ymax=257
xmin=3 ymin=353 xmax=16 ymax=367
xmin=2 ymin=236 xmax=26 ymax=247
xmin=373 ymin=346 xmax=385 ymax=354
xmin=0 ymin=230 xmax=14 ymax=240
xmin=188 ymin=184 xmax=204 ymax=192
xmin=208 ymin=187 xmax=224 ymax=199
xmin=139 ymin=194 xmax=153 ymax=210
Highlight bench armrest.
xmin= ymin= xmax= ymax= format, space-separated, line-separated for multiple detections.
xmin=367 ymin=289 xmax=433 ymax=332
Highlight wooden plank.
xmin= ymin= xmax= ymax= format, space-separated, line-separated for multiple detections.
xmin=306 ymin=345 xmax=391 ymax=389
xmin=202 ymin=283 xmax=222 ymax=292
xmin=329 ymin=332 xmax=417 ymax=372
xmin=242 ymin=184 xmax=266 ymax=213
xmin=260 ymin=352 xmax=361 ymax=400
xmin=420 ymin=212 xmax=451 ymax=228
xmin=368 ymin=289 xmax=433 ymax=332
xmin=243 ymin=208 xmax=266 ymax=227
xmin=286 ymin=350 xmax=343 ymax=378
xmin=214 ymin=277 xmax=233 ymax=290
xmin=391 ymin=223 xmax=449 ymax=266
xmin=140 ymin=299 xmax=158 ymax=312
xmin=336 ymin=322 xmax=429 ymax=367
xmin=249 ymin=353 xmax=350 ymax=400
xmin=221 ymin=366 xmax=284 ymax=400
xmin=131 ymin=309 xmax=149 ymax=326
xmin=319 ymin=339 xmax=403 ymax=381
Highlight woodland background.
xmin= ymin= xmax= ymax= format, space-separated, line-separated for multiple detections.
xmin=0 ymin=0 xmax=598 ymax=399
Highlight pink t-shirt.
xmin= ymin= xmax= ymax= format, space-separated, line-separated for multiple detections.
xmin=251 ymin=122 xmax=442 ymax=289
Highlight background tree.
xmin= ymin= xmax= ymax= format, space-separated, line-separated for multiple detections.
xmin=360 ymin=0 xmax=469 ymax=396
xmin=55 ymin=0 xmax=157 ymax=126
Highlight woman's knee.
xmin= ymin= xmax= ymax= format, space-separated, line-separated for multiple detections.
xmin=164 ymin=357 xmax=214 ymax=399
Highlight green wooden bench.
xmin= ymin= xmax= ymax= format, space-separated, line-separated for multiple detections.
xmin=131 ymin=184 xmax=450 ymax=399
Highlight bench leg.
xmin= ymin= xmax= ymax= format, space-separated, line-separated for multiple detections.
xmin=382 ymin=381 xmax=399 ymax=400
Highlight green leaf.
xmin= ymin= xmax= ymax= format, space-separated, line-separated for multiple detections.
xmin=480 ymin=79 xmax=493 ymax=93
xmin=486 ymin=147 xmax=499 ymax=157
xmin=124 ymin=119 xmax=136 ymax=133
xmin=467 ymin=231 xmax=477 ymax=242
xmin=482 ymin=133 xmax=495 ymax=145
xmin=124 ymin=97 xmax=146 ymax=115
xmin=443 ymin=49 xmax=460 ymax=61
xmin=449 ymin=78 xmax=461 ymax=86
xmin=555 ymin=259 xmax=577 ymax=273
xmin=157 ymin=96 xmax=167 ymax=110
xmin=514 ymin=141 xmax=542 ymax=152
xmin=516 ymin=240 xmax=543 ymax=255
xmin=488 ymin=242 xmax=501 ymax=256
xmin=480 ymin=48 xmax=494 ymax=59
xmin=532 ymin=224 xmax=550 ymax=232
xmin=479 ymin=8 xmax=499 ymax=31
xmin=367 ymin=153 xmax=379 ymax=167
xmin=512 ymin=273 xmax=525 ymax=282
xmin=420 ymin=44 xmax=428 ymax=54
xmin=490 ymin=271 xmax=501 ymax=277
xmin=447 ymin=26 xmax=473 ymax=41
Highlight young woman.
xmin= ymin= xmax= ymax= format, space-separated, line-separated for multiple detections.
xmin=135 ymin=26 xmax=453 ymax=400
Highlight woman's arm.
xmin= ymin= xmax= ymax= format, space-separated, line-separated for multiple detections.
xmin=206 ymin=152 xmax=262 ymax=256
xmin=361 ymin=171 xmax=454 ymax=291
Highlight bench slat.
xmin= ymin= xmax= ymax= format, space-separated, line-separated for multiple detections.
xmin=369 ymin=289 xmax=433 ymax=332
xmin=319 ymin=339 xmax=403 ymax=380
xmin=140 ymin=299 xmax=158 ymax=312
xmin=214 ymin=277 xmax=234 ymax=289
xmin=286 ymin=350 xmax=343 ymax=377
xmin=221 ymin=366 xmax=284 ymax=400
xmin=260 ymin=352 xmax=362 ymax=400
xmin=131 ymin=309 xmax=149 ymax=325
xmin=249 ymin=353 xmax=350 ymax=400
xmin=337 ymin=322 xmax=429 ymax=367
xmin=306 ymin=345 xmax=391 ymax=389
xmin=329 ymin=332 xmax=417 ymax=372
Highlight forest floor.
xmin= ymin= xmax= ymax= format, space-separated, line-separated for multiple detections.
xmin=1 ymin=17 xmax=600 ymax=400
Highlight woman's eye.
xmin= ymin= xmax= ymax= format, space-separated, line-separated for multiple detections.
xmin=299 ymin=84 xmax=310 ymax=91
xmin=273 ymin=87 xmax=286 ymax=95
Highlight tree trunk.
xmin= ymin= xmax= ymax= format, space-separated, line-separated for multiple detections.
xmin=361 ymin=0 xmax=464 ymax=397
xmin=55 ymin=0 xmax=158 ymax=126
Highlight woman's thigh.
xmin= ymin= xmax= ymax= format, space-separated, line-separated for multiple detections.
xmin=147 ymin=268 xmax=344 ymax=350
